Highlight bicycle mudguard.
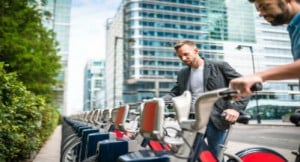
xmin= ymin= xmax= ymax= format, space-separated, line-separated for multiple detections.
xmin=190 ymin=132 xmax=217 ymax=162
xmin=235 ymin=147 xmax=288 ymax=162
xmin=196 ymin=141 xmax=217 ymax=162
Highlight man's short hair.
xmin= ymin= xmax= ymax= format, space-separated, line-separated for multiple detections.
xmin=174 ymin=40 xmax=196 ymax=51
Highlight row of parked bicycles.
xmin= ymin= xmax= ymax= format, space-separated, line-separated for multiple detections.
xmin=60 ymin=86 xmax=300 ymax=162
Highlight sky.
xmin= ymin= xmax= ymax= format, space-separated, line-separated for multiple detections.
xmin=66 ymin=0 xmax=122 ymax=115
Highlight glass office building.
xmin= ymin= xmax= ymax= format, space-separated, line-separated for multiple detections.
xmin=107 ymin=0 xmax=251 ymax=105
xmin=83 ymin=60 xmax=106 ymax=111
xmin=106 ymin=0 xmax=299 ymax=119
xmin=41 ymin=0 xmax=72 ymax=114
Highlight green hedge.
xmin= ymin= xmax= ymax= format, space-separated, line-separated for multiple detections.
xmin=0 ymin=63 xmax=60 ymax=161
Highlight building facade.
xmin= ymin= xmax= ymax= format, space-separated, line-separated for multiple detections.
xmin=105 ymin=6 xmax=125 ymax=108
xmin=83 ymin=59 xmax=106 ymax=111
xmin=106 ymin=0 xmax=299 ymax=119
xmin=41 ymin=0 xmax=72 ymax=114
xmin=106 ymin=0 xmax=251 ymax=105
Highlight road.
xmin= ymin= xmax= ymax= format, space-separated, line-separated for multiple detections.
xmin=229 ymin=124 xmax=300 ymax=151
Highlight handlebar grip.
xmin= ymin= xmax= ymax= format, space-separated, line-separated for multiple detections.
xmin=221 ymin=111 xmax=251 ymax=124
xmin=250 ymin=82 xmax=263 ymax=92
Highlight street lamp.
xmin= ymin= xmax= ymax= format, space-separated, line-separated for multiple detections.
xmin=236 ymin=45 xmax=261 ymax=124
xmin=113 ymin=36 xmax=135 ymax=108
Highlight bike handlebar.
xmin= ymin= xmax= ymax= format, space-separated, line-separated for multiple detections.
xmin=219 ymin=82 xmax=262 ymax=98
xmin=221 ymin=111 xmax=251 ymax=124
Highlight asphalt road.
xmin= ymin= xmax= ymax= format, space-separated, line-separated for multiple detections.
xmin=229 ymin=124 xmax=300 ymax=151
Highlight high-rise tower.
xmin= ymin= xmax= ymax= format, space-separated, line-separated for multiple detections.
xmin=41 ymin=0 xmax=72 ymax=114
xmin=83 ymin=59 xmax=106 ymax=111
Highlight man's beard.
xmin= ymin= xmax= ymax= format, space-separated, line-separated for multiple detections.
xmin=270 ymin=11 xmax=290 ymax=25
xmin=270 ymin=2 xmax=290 ymax=26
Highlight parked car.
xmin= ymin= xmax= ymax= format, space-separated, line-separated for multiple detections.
xmin=290 ymin=109 xmax=300 ymax=126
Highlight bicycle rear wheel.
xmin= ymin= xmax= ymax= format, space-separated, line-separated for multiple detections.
xmin=235 ymin=147 xmax=287 ymax=162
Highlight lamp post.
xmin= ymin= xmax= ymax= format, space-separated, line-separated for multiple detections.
xmin=113 ymin=36 xmax=135 ymax=108
xmin=236 ymin=45 xmax=261 ymax=124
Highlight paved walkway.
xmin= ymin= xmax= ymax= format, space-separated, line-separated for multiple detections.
xmin=33 ymin=120 xmax=295 ymax=162
xmin=33 ymin=125 xmax=61 ymax=162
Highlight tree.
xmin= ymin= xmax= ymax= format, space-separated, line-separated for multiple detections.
xmin=0 ymin=0 xmax=61 ymax=101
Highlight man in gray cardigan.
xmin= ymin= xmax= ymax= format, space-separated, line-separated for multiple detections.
xmin=163 ymin=40 xmax=249 ymax=157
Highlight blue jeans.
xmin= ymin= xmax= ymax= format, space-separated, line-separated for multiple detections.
xmin=205 ymin=120 xmax=227 ymax=158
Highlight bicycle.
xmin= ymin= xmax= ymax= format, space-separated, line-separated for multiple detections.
xmin=118 ymin=84 xmax=300 ymax=162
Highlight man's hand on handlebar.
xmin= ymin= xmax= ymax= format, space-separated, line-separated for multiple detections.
xmin=223 ymin=109 xmax=240 ymax=123
xmin=229 ymin=75 xmax=263 ymax=98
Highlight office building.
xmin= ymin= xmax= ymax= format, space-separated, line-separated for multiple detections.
xmin=83 ymin=59 xmax=106 ymax=111
xmin=41 ymin=0 xmax=72 ymax=114
xmin=107 ymin=0 xmax=227 ymax=107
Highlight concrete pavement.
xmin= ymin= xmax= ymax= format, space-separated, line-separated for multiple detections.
xmin=33 ymin=125 xmax=61 ymax=162
xmin=33 ymin=120 xmax=296 ymax=162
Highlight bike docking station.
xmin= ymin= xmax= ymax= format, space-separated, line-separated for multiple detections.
xmin=60 ymin=84 xmax=299 ymax=162
xmin=61 ymin=104 xmax=144 ymax=162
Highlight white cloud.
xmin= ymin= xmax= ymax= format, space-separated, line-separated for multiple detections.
xmin=66 ymin=0 xmax=122 ymax=115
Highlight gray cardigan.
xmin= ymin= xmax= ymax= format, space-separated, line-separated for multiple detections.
xmin=164 ymin=59 xmax=250 ymax=130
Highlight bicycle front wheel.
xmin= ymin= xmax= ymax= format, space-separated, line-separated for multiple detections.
xmin=235 ymin=147 xmax=287 ymax=162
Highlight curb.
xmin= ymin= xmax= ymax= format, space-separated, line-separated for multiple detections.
xmin=246 ymin=120 xmax=295 ymax=127
xmin=248 ymin=124 xmax=295 ymax=127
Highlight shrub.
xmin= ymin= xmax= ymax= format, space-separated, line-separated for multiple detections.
xmin=0 ymin=63 xmax=60 ymax=161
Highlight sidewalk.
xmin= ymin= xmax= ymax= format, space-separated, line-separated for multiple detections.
xmin=33 ymin=125 xmax=61 ymax=162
